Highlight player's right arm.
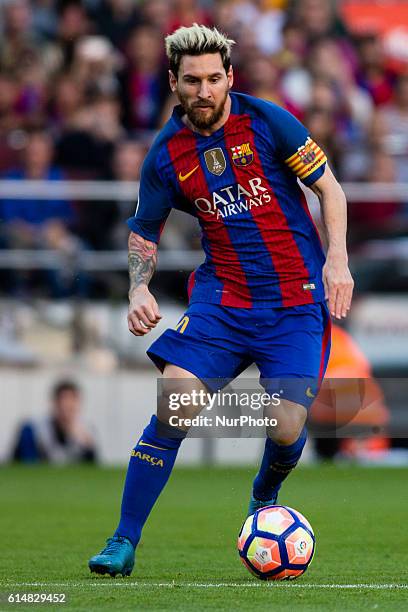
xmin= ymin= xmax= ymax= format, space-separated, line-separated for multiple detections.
xmin=127 ymin=232 xmax=161 ymax=336
xmin=126 ymin=146 xmax=172 ymax=337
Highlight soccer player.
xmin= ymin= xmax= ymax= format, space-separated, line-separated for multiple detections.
xmin=88 ymin=24 xmax=353 ymax=577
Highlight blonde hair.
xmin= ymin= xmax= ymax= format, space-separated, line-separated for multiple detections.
xmin=165 ymin=23 xmax=235 ymax=76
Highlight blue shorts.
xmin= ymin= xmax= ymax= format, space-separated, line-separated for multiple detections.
xmin=147 ymin=302 xmax=331 ymax=409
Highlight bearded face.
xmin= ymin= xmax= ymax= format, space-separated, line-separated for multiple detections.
xmin=170 ymin=53 xmax=233 ymax=132
xmin=177 ymin=86 xmax=229 ymax=130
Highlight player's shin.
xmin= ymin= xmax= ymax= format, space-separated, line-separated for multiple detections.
xmin=115 ymin=415 xmax=186 ymax=547
xmin=252 ymin=427 xmax=307 ymax=502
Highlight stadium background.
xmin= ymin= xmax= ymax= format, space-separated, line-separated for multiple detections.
xmin=0 ymin=1 xmax=408 ymax=609
xmin=1 ymin=0 xmax=408 ymax=465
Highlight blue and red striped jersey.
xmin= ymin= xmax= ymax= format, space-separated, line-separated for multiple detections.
xmin=128 ymin=92 xmax=327 ymax=308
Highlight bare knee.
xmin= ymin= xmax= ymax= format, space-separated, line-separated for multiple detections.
xmin=157 ymin=363 xmax=207 ymax=429
xmin=266 ymin=402 xmax=307 ymax=445
xmin=271 ymin=426 xmax=303 ymax=446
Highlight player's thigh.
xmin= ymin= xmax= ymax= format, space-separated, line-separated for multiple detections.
xmin=148 ymin=303 xmax=251 ymax=391
xmin=254 ymin=302 xmax=331 ymax=408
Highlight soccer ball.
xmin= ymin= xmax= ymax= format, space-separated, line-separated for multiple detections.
xmin=238 ymin=505 xmax=315 ymax=580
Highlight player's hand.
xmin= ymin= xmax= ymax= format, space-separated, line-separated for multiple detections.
xmin=128 ymin=285 xmax=162 ymax=336
xmin=322 ymin=251 xmax=354 ymax=319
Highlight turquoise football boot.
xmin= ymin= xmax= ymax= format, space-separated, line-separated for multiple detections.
xmin=247 ymin=489 xmax=279 ymax=517
xmin=88 ymin=536 xmax=135 ymax=577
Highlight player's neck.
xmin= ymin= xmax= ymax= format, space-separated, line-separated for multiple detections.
xmin=183 ymin=95 xmax=231 ymax=137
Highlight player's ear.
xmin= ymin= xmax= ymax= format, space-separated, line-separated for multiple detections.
xmin=169 ymin=70 xmax=177 ymax=92
xmin=227 ymin=65 xmax=234 ymax=90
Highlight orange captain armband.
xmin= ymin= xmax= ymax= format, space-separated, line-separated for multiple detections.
xmin=284 ymin=137 xmax=327 ymax=181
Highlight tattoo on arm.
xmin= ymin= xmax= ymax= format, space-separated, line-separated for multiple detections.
xmin=128 ymin=232 xmax=157 ymax=291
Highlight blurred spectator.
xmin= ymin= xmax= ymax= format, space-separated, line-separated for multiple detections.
xmin=72 ymin=35 xmax=121 ymax=97
xmin=290 ymin=0 xmax=349 ymax=43
xmin=0 ymin=129 xmax=85 ymax=297
xmin=12 ymin=379 xmax=97 ymax=463
xmin=0 ymin=0 xmax=38 ymax=74
xmin=228 ymin=0 xmax=285 ymax=56
xmin=69 ymin=137 xmax=140 ymax=253
xmin=371 ymin=74 xmax=408 ymax=182
xmin=90 ymin=0 xmax=140 ymax=49
xmin=212 ymin=0 xmax=240 ymax=36
xmin=305 ymin=75 xmax=368 ymax=177
xmin=54 ymin=91 xmax=125 ymax=272
xmin=0 ymin=71 xmax=23 ymax=173
xmin=303 ymin=106 xmax=340 ymax=174
xmin=0 ymin=72 xmax=20 ymax=134
xmin=167 ymin=0 xmax=212 ymax=32
xmin=62 ymin=138 xmax=144 ymax=297
xmin=113 ymin=138 xmax=144 ymax=183
xmin=119 ymin=24 xmax=168 ymax=130
xmin=309 ymin=39 xmax=372 ymax=131
xmin=56 ymin=92 xmax=124 ymax=175
xmin=31 ymin=0 xmax=59 ymax=42
xmin=0 ymin=2 xmax=49 ymax=126
xmin=348 ymin=151 xmax=399 ymax=245
xmin=309 ymin=38 xmax=372 ymax=136
xmin=356 ymin=35 xmax=397 ymax=107
xmin=283 ymin=37 xmax=373 ymax=179
xmin=243 ymin=53 xmax=301 ymax=117
xmin=139 ymin=0 xmax=171 ymax=35
xmin=1 ymin=130 xmax=74 ymax=226
xmin=48 ymin=0 xmax=92 ymax=72
xmin=50 ymin=72 xmax=85 ymax=130
xmin=110 ymin=139 xmax=145 ymax=248
xmin=274 ymin=21 xmax=306 ymax=72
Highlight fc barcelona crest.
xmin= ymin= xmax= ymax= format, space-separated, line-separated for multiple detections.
xmin=230 ymin=142 xmax=254 ymax=167
xmin=297 ymin=137 xmax=316 ymax=165
xmin=204 ymin=147 xmax=226 ymax=176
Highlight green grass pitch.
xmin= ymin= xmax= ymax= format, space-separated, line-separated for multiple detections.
xmin=0 ymin=464 xmax=407 ymax=611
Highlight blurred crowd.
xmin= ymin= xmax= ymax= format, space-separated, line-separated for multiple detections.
xmin=0 ymin=0 xmax=408 ymax=298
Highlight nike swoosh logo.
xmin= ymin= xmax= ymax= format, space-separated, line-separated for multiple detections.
xmin=306 ymin=387 xmax=315 ymax=399
xmin=138 ymin=442 xmax=169 ymax=450
xmin=178 ymin=165 xmax=199 ymax=182
xmin=139 ymin=441 xmax=168 ymax=451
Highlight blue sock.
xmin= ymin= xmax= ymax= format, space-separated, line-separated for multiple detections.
xmin=252 ymin=427 xmax=307 ymax=501
xmin=115 ymin=415 xmax=186 ymax=548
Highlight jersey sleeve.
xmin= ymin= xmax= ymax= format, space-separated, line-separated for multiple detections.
xmin=127 ymin=152 xmax=172 ymax=244
xmin=268 ymin=105 xmax=327 ymax=186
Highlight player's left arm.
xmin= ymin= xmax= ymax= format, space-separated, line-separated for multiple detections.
xmin=309 ymin=165 xmax=354 ymax=320
xmin=266 ymin=102 xmax=354 ymax=319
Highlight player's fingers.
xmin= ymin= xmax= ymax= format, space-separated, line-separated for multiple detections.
xmin=141 ymin=304 xmax=159 ymax=325
xmin=341 ymin=284 xmax=353 ymax=318
xmin=323 ymin=274 xmax=329 ymax=301
xmin=128 ymin=314 xmax=143 ymax=336
xmin=128 ymin=312 xmax=150 ymax=335
xmin=328 ymin=283 xmax=337 ymax=318
xmin=138 ymin=306 xmax=157 ymax=328
xmin=151 ymin=300 xmax=162 ymax=321
xmin=334 ymin=285 xmax=344 ymax=320
xmin=348 ymin=277 xmax=354 ymax=309
xmin=130 ymin=306 xmax=154 ymax=329
xmin=127 ymin=316 xmax=143 ymax=336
